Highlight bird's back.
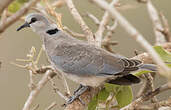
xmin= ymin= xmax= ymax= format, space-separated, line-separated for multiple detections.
xmin=43 ymin=31 xmax=127 ymax=77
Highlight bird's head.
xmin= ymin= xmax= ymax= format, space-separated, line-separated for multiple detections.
xmin=17 ymin=13 xmax=53 ymax=33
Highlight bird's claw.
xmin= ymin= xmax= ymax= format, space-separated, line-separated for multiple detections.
xmin=64 ymin=95 xmax=85 ymax=106
xmin=63 ymin=85 xmax=88 ymax=107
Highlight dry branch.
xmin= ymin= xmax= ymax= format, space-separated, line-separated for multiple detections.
xmin=95 ymin=0 xmax=118 ymax=47
xmin=22 ymin=70 xmax=56 ymax=110
xmin=0 ymin=0 xmax=15 ymax=14
xmin=146 ymin=0 xmax=166 ymax=44
xmin=64 ymin=0 xmax=95 ymax=44
xmin=159 ymin=12 xmax=171 ymax=42
xmin=45 ymin=101 xmax=57 ymax=110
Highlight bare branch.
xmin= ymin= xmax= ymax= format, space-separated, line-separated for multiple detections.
xmin=64 ymin=0 xmax=95 ymax=44
xmin=0 ymin=0 xmax=15 ymax=14
xmin=48 ymin=75 xmax=68 ymax=101
xmin=95 ymin=0 xmax=118 ymax=47
xmin=85 ymin=12 xmax=100 ymax=25
xmin=146 ymin=0 xmax=166 ymax=45
xmin=103 ymin=20 xmax=118 ymax=41
xmin=32 ymin=104 xmax=39 ymax=110
xmin=144 ymin=73 xmax=158 ymax=104
xmin=22 ymin=70 xmax=56 ymax=110
xmin=52 ymin=0 xmax=65 ymax=8
xmin=63 ymin=26 xmax=85 ymax=38
xmin=159 ymin=12 xmax=171 ymax=42
xmin=45 ymin=101 xmax=57 ymax=110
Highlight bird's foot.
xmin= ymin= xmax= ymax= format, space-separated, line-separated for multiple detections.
xmin=73 ymin=84 xmax=83 ymax=95
xmin=64 ymin=85 xmax=89 ymax=106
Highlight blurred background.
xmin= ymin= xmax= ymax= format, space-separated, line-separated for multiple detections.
xmin=0 ymin=0 xmax=171 ymax=109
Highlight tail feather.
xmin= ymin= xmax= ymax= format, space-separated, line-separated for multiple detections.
xmin=139 ymin=64 xmax=157 ymax=72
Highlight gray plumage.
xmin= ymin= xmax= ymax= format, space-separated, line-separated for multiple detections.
xmin=17 ymin=13 xmax=157 ymax=87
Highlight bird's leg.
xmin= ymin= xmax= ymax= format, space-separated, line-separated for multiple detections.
xmin=65 ymin=85 xmax=89 ymax=106
xmin=73 ymin=84 xmax=83 ymax=95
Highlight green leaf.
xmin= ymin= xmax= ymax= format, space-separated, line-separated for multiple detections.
xmin=8 ymin=1 xmax=21 ymax=13
xmin=115 ymin=86 xmax=133 ymax=108
xmin=154 ymin=46 xmax=171 ymax=62
xmin=134 ymin=70 xmax=152 ymax=76
xmin=105 ymin=83 xmax=120 ymax=93
xmin=88 ymin=95 xmax=98 ymax=110
xmin=98 ymin=88 xmax=110 ymax=101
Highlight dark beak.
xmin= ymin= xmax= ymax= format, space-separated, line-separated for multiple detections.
xmin=17 ymin=22 xmax=30 ymax=31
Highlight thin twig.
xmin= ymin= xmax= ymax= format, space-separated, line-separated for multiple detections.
xmin=85 ymin=12 xmax=100 ymax=25
xmin=104 ymin=20 xmax=118 ymax=41
xmin=48 ymin=75 xmax=68 ymax=101
xmin=63 ymin=26 xmax=85 ymax=38
xmin=64 ymin=0 xmax=95 ymax=44
xmin=28 ymin=69 xmax=36 ymax=90
xmin=159 ymin=12 xmax=171 ymax=42
xmin=146 ymin=0 xmax=166 ymax=44
xmin=61 ymin=73 xmax=71 ymax=95
xmin=144 ymin=73 xmax=158 ymax=105
xmin=32 ymin=104 xmax=39 ymax=110
xmin=22 ymin=70 xmax=56 ymax=110
xmin=43 ymin=0 xmax=63 ymax=30
xmin=45 ymin=101 xmax=57 ymax=110
xmin=52 ymin=0 xmax=65 ymax=8
xmin=0 ymin=0 xmax=15 ymax=14
xmin=95 ymin=0 xmax=118 ymax=47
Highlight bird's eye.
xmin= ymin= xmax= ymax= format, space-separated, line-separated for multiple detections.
xmin=30 ymin=17 xmax=37 ymax=24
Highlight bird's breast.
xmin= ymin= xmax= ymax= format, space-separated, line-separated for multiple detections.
xmin=63 ymin=72 xmax=107 ymax=87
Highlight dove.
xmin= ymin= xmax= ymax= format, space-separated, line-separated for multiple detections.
xmin=17 ymin=13 xmax=156 ymax=105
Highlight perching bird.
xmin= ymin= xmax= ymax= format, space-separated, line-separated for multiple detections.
xmin=17 ymin=13 xmax=156 ymax=104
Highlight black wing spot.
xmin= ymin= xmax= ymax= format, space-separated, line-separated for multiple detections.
xmin=107 ymin=74 xmax=141 ymax=85
xmin=46 ymin=28 xmax=59 ymax=35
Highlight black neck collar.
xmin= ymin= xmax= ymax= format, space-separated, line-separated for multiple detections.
xmin=46 ymin=28 xmax=59 ymax=35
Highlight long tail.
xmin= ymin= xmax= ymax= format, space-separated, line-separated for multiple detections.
xmin=139 ymin=64 xmax=157 ymax=72
xmin=108 ymin=64 xmax=157 ymax=85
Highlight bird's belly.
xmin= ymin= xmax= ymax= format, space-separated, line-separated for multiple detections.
xmin=64 ymin=73 xmax=107 ymax=87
